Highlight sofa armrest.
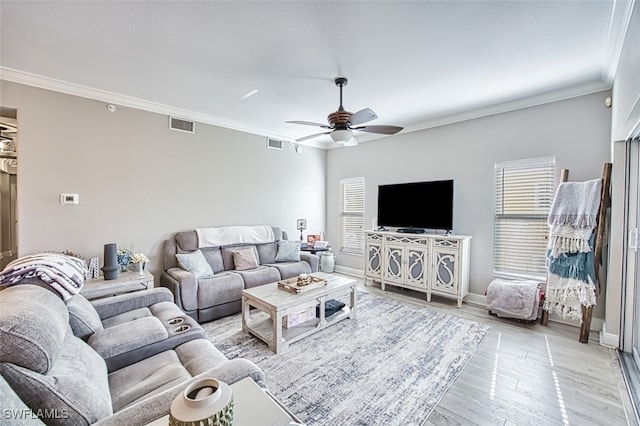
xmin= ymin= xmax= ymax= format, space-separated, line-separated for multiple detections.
xmin=91 ymin=288 xmax=174 ymax=320
xmin=160 ymin=268 xmax=199 ymax=312
xmin=300 ymin=252 xmax=319 ymax=272
xmin=88 ymin=317 xmax=169 ymax=359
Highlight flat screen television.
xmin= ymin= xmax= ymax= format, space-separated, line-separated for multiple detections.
xmin=377 ymin=180 xmax=454 ymax=233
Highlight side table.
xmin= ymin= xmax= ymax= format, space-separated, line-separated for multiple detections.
xmin=300 ymin=244 xmax=329 ymax=255
xmin=145 ymin=377 xmax=304 ymax=425
xmin=81 ymin=270 xmax=154 ymax=300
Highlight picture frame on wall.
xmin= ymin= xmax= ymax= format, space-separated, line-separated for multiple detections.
xmin=296 ymin=219 xmax=307 ymax=230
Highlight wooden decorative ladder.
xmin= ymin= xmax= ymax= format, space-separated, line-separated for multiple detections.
xmin=540 ymin=162 xmax=612 ymax=343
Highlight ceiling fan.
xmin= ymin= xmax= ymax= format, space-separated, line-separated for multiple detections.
xmin=286 ymin=77 xmax=403 ymax=146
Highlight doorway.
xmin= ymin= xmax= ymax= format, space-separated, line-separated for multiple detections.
xmin=619 ymin=134 xmax=640 ymax=422
xmin=0 ymin=107 xmax=18 ymax=269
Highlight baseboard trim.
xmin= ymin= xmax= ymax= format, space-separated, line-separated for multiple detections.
xmin=340 ymin=268 xmax=609 ymax=338
xmin=600 ymin=321 xmax=621 ymax=348
xmin=466 ymin=293 xmax=486 ymax=308
xmin=333 ymin=265 xmax=363 ymax=278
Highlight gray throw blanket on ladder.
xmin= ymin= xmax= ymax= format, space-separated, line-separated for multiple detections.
xmin=545 ymin=178 xmax=601 ymax=322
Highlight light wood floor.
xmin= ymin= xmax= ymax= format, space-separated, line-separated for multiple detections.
xmin=355 ymin=278 xmax=636 ymax=426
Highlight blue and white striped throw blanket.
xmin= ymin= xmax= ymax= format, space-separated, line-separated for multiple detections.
xmin=0 ymin=253 xmax=87 ymax=301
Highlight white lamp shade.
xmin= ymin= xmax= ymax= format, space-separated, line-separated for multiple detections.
xmin=343 ymin=138 xmax=358 ymax=146
xmin=330 ymin=129 xmax=353 ymax=143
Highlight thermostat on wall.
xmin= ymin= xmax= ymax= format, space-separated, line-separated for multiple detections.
xmin=60 ymin=193 xmax=79 ymax=205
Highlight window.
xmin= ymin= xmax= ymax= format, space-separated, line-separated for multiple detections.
xmin=494 ymin=157 xmax=555 ymax=279
xmin=340 ymin=177 xmax=365 ymax=255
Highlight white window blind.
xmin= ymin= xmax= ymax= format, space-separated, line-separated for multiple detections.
xmin=494 ymin=157 xmax=555 ymax=279
xmin=340 ymin=177 xmax=365 ymax=255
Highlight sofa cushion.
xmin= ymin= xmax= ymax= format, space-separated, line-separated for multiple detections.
xmin=201 ymin=247 xmax=225 ymax=273
xmin=89 ymin=316 xmax=170 ymax=360
xmin=268 ymin=261 xmax=312 ymax=280
xmin=235 ymin=266 xmax=281 ymax=289
xmin=0 ymin=285 xmax=68 ymax=374
xmin=197 ymin=272 xmax=245 ymax=308
xmin=176 ymin=250 xmax=215 ymax=278
xmin=275 ymin=240 xmax=301 ymax=262
xmin=101 ymin=307 xmax=151 ymax=328
xmin=232 ymin=248 xmax=260 ymax=271
xmin=256 ymin=241 xmax=278 ymax=264
xmin=221 ymin=245 xmax=259 ymax=271
xmin=109 ymin=339 xmax=230 ymax=412
xmin=175 ymin=230 xmax=199 ymax=252
xmin=0 ymin=325 xmax=113 ymax=425
xmin=67 ymin=293 xmax=104 ymax=340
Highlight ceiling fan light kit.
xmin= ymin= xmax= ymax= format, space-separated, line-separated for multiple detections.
xmin=286 ymin=77 xmax=403 ymax=147
xmin=330 ymin=129 xmax=353 ymax=143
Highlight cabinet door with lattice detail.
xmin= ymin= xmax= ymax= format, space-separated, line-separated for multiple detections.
xmin=404 ymin=247 xmax=428 ymax=288
xmin=431 ymin=248 xmax=459 ymax=295
xmin=366 ymin=241 xmax=382 ymax=279
xmin=383 ymin=244 xmax=405 ymax=284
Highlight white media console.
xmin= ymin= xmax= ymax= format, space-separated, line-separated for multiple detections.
xmin=364 ymin=230 xmax=471 ymax=307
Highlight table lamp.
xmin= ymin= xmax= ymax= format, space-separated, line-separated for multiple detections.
xmin=296 ymin=219 xmax=307 ymax=242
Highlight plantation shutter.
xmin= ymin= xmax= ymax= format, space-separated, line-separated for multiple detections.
xmin=494 ymin=157 xmax=555 ymax=279
xmin=340 ymin=177 xmax=365 ymax=255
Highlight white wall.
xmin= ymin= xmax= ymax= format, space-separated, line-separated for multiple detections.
xmin=327 ymin=91 xmax=611 ymax=315
xmin=612 ymin=4 xmax=640 ymax=141
xmin=0 ymin=80 xmax=327 ymax=281
xmin=606 ymin=3 xmax=640 ymax=341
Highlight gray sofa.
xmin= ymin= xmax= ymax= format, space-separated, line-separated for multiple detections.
xmin=0 ymin=284 xmax=265 ymax=425
xmin=160 ymin=226 xmax=319 ymax=323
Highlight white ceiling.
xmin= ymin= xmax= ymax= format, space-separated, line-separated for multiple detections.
xmin=0 ymin=1 xmax=633 ymax=148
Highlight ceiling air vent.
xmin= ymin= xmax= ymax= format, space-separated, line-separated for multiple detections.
xmin=169 ymin=117 xmax=195 ymax=134
xmin=266 ymin=138 xmax=283 ymax=150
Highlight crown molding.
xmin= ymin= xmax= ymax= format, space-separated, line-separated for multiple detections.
xmin=0 ymin=66 xmax=302 ymax=144
xmin=0 ymin=66 xmax=612 ymax=150
xmin=602 ymin=0 xmax=636 ymax=83
xmin=401 ymin=79 xmax=611 ymax=135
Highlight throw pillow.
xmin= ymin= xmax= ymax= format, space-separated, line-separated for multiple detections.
xmin=275 ymin=240 xmax=301 ymax=262
xmin=232 ymin=248 xmax=259 ymax=271
xmin=175 ymin=250 xmax=215 ymax=278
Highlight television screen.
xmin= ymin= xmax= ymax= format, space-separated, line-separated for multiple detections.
xmin=377 ymin=180 xmax=454 ymax=232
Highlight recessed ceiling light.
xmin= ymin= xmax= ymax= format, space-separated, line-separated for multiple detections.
xmin=241 ymin=89 xmax=259 ymax=100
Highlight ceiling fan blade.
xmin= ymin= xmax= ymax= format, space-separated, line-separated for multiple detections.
xmin=349 ymin=108 xmax=377 ymax=125
xmin=352 ymin=125 xmax=403 ymax=135
xmin=286 ymin=120 xmax=332 ymax=129
xmin=296 ymin=131 xmax=332 ymax=142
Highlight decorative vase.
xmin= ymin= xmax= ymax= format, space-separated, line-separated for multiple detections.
xmin=120 ymin=264 xmax=128 ymax=272
xmin=101 ymin=243 xmax=119 ymax=280
xmin=320 ymin=251 xmax=336 ymax=273
xmin=133 ymin=262 xmax=145 ymax=274
xmin=169 ymin=378 xmax=234 ymax=426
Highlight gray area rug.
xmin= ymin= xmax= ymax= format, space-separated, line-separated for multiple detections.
xmin=204 ymin=290 xmax=491 ymax=426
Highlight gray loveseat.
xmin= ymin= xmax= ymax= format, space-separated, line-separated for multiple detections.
xmin=0 ymin=284 xmax=265 ymax=425
xmin=160 ymin=225 xmax=319 ymax=323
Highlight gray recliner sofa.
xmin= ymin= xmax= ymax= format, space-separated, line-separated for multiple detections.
xmin=160 ymin=226 xmax=319 ymax=323
xmin=0 ymin=284 xmax=265 ymax=425
xmin=66 ymin=287 xmax=205 ymax=372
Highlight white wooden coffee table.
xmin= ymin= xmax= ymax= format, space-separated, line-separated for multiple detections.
xmin=241 ymin=272 xmax=357 ymax=354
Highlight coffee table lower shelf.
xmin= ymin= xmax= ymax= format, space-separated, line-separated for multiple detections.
xmin=241 ymin=273 xmax=357 ymax=354
xmin=244 ymin=308 xmax=352 ymax=348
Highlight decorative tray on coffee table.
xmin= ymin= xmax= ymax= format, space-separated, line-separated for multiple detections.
xmin=277 ymin=276 xmax=327 ymax=294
